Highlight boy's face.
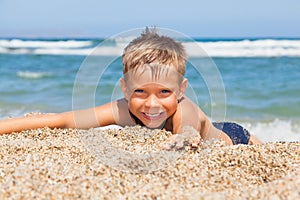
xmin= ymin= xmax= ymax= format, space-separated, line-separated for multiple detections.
xmin=121 ymin=67 xmax=187 ymax=129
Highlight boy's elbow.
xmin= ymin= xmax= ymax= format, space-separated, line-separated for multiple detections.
xmin=204 ymin=124 xmax=233 ymax=145
xmin=220 ymin=132 xmax=233 ymax=145
xmin=44 ymin=112 xmax=74 ymax=129
xmin=248 ymin=135 xmax=263 ymax=145
xmin=59 ymin=110 xmax=99 ymax=130
xmin=57 ymin=112 xmax=76 ymax=129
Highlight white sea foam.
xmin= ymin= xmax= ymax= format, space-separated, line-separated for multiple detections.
xmin=1 ymin=39 xmax=300 ymax=57
xmin=184 ymin=39 xmax=300 ymax=57
xmin=0 ymin=39 xmax=92 ymax=49
xmin=241 ymin=119 xmax=300 ymax=143
xmin=17 ymin=71 xmax=52 ymax=79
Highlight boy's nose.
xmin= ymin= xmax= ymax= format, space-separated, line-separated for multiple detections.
xmin=145 ymin=95 xmax=160 ymax=108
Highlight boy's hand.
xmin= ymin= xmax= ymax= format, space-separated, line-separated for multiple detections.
xmin=161 ymin=126 xmax=202 ymax=151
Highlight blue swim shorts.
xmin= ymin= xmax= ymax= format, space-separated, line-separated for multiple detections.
xmin=212 ymin=122 xmax=250 ymax=145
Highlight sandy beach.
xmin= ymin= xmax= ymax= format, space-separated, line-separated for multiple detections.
xmin=0 ymin=126 xmax=299 ymax=199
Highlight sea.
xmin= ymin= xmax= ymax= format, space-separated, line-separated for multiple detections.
xmin=1 ymin=36 xmax=300 ymax=143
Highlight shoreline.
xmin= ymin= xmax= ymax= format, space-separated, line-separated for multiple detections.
xmin=0 ymin=127 xmax=299 ymax=199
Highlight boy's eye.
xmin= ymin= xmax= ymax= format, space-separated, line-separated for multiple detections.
xmin=134 ymin=89 xmax=144 ymax=93
xmin=161 ymin=89 xmax=171 ymax=94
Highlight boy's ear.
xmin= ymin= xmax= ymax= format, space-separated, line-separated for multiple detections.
xmin=179 ymin=78 xmax=188 ymax=99
xmin=120 ymin=78 xmax=129 ymax=100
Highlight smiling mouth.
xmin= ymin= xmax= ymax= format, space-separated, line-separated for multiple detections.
xmin=142 ymin=112 xmax=165 ymax=120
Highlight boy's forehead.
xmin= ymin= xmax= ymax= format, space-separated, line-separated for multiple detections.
xmin=125 ymin=67 xmax=181 ymax=89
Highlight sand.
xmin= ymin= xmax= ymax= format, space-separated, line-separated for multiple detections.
xmin=0 ymin=126 xmax=299 ymax=199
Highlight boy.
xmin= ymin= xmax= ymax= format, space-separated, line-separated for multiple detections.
xmin=0 ymin=28 xmax=262 ymax=148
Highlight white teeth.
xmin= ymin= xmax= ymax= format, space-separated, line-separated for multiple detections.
xmin=145 ymin=113 xmax=160 ymax=117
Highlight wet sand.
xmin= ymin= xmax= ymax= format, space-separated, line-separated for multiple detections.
xmin=0 ymin=126 xmax=299 ymax=199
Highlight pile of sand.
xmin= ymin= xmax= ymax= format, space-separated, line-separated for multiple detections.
xmin=0 ymin=126 xmax=299 ymax=199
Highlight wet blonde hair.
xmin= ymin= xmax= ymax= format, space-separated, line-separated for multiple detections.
xmin=122 ymin=27 xmax=187 ymax=79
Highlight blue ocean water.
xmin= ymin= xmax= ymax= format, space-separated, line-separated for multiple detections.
xmin=0 ymin=37 xmax=300 ymax=142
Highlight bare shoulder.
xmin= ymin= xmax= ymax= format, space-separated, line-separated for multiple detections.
xmin=179 ymin=97 xmax=207 ymax=119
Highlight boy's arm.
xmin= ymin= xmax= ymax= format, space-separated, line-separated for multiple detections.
xmin=203 ymin=121 xmax=233 ymax=145
xmin=169 ymin=97 xmax=232 ymax=147
xmin=0 ymin=112 xmax=72 ymax=135
xmin=0 ymin=101 xmax=118 ymax=135
xmin=186 ymin=99 xmax=232 ymax=145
